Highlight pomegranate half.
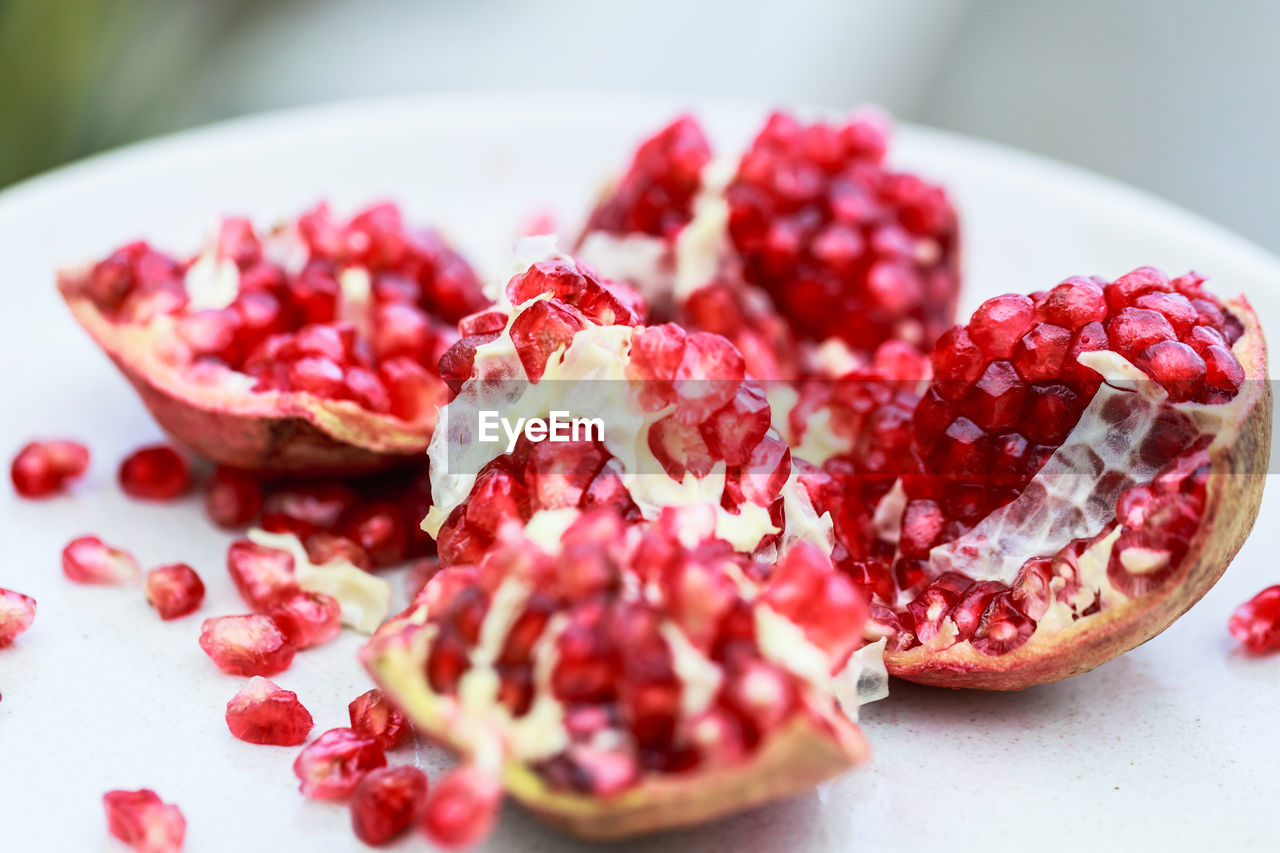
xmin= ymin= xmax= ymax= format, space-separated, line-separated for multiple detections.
xmin=59 ymin=203 xmax=486 ymax=474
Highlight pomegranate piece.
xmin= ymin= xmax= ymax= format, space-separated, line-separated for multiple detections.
xmin=225 ymin=676 xmax=314 ymax=745
xmin=351 ymin=765 xmax=428 ymax=846
xmin=62 ymin=535 xmax=141 ymax=585
xmin=265 ymin=590 xmax=342 ymax=649
xmin=341 ymin=502 xmax=408 ymax=568
xmin=293 ymin=727 xmax=387 ymax=799
xmin=10 ymin=439 xmax=89 ymax=498
xmin=118 ymin=445 xmax=191 ymax=500
xmin=0 ymin=588 xmax=37 ymax=646
xmin=418 ymin=765 xmax=502 ymax=849
xmin=227 ymin=539 xmax=298 ymax=609
xmin=1229 ymin=585 xmax=1280 ymax=654
xmin=205 ymin=467 xmax=264 ymax=528
xmin=348 ymin=688 xmax=409 ymax=750
xmin=199 ymin=614 xmax=296 ymax=676
xmin=305 ymin=532 xmax=374 ymax=571
xmin=58 ymin=203 xmax=487 ymax=474
xmin=102 ymin=789 xmax=185 ymax=853
xmin=144 ymin=564 xmax=205 ymax=620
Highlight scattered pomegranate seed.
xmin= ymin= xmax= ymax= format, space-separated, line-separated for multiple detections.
xmin=266 ymin=590 xmax=342 ymax=649
xmin=10 ymin=439 xmax=90 ymax=498
xmin=118 ymin=444 xmax=191 ymax=501
xmin=144 ymin=564 xmax=205 ymax=620
xmin=341 ymin=502 xmax=408 ymax=567
xmin=62 ymin=535 xmax=141 ymax=585
xmin=0 ymin=588 xmax=37 ymax=646
xmin=204 ymin=467 xmax=264 ymax=527
xmin=348 ymin=688 xmax=409 ymax=750
xmin=225 ymin=676 xmax=314 ymax=745
xmin=102 ymin=789 xmax=186 ymax=853
xmin=304 ymin=532 xmax=373 ymax=571
xmin=227 ymin=540 xmax=298 ymax=609
xmin=350 ymin=765 xmax=429 ymax=846
xmin=1229 ymin=585 xmax=1280 ymax=654
xmin=199 ymin=614 xmax=296 ymax=676
xmin=293 ymin=727 xmax=387 ymax=799
xmin=418 ymin=765 xmax=502 ymax=849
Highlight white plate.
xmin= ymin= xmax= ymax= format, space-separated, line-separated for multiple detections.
xmin=1 ymin=93 xmax=1277 ymax=852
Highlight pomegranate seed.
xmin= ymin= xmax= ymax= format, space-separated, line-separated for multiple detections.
xmin=304 ymin=532 xmax=373 ymax=571
xmin=350 ymin=765 xmax=428 ymax=846
xmin=225 ymin=676 xmax=314 ymax=745
xmin=118 ymin=445 xmax=190 ymax=501
xmin=144 ymin=564 xmax=205 ymax=620
xmin=1229 ymin=585 xmax=1280 ymax=654
xmin=62 ymin=535 xmax=141 ymax=585
xmin=418 ymin=765 xmax=502 ymax=849
xmin=102 ymin=789 xmax=186 ymax=853
xmin=227 ymin=540 xmax=298 ymax=609
xmin=10 ymin=439 xmax=90 ymax=498
xmin=341 ymin=502 xmax=408 ymax=568
xmin=199 ymin=614 xmax=296 ymax=676
xmin=263 ymin=483 xmax=358 ymax=530
xmin=294 ymin=727 xmax=387 ymax=799
xmin=348 ymin=688 xmax=409 ymax=750
xmin=265 ymin=590 xmax=342 ymax=649
xmin=0 ymin=588 xmax=37 ymax=646
xmin=205 ymin=467 xmax=264 ymax=528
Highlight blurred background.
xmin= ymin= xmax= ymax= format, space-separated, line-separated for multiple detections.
xmin=2 ymin=0 xmax=1276 ymax=250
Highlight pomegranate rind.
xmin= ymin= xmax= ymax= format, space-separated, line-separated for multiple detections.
xmin=360 ymin=599 xmax=868 ymax=841
xmin=59 ymin=268 xmax=437 ymax=474
xmin=886 ymin=296 xmax=1270 ymax=689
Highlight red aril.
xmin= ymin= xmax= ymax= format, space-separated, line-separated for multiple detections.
xmin=293 ymin=727 xmax=387 ymax=799
xmin=227 ymin=539 xmax=298 ymax=609
xmin=144 ymin=563 xmax=205 ymax=620
xmin=341 ymin=502 xmax=408 ymax=568
xmin=265 ymin=590 xmax=342 ymax=649
xmin=62 ymin=536 xmax=141 ymax=585
xmin=118 ymin=445 xmax=190 ymax=500
xmin=348 ymin=688 xmax=409 ymax=750
xmin=102 ymin=789 xmax=185 ymax=853
xmin=0 ymin=588 xmax=37 ymax=646
xmin=10 ymin=439 xmax=89 ymax=498
xmin=350 ymin=765 xmax=428 ymax=846
xmin=419 ymin=765 xmax=502 ymax=849
xmin=225 ymin=676 xmax=314 ymax=745
xmin=205 ymin=467 xmax=264 ymax=527
xmin=304 ymin=532 xmax=373 ymax=571
xmin=199 ymin=614 xmax=296 ymax=676
xmin=1229 ymin=585 xmax=1280 ymax=654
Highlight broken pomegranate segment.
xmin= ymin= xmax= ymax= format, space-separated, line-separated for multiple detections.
xmin=363 ymin=508 xmax=882 ymax=842
xmin=793 ymin=268 xmax=1269 ymax=688
xmin=350 ymin=765 xmax=429 ymax=846
xmin=225 ymin=676 xmax=314 ymax=745
xmin=199 ymin=614 xmax=296 ymax=676
xmin=118 ymin=444 xmax=191 ymax=500
xmin=144 ymin=563 xmax=205 ymax=620
xmin=578 ymin=110 xmax=960 ymax=374
xmin=418 ymin=765 xmax=502 ymax=849
xmin=62 ymin=535 xmax=141 ymax=585
xmin=0 ymin=588 xmax=37 ymax=646
xmin=1229 ymin=585 xmax=1280 ymax=654
xmin=349 ymin=688 xmax=410 ymax=750
xmin=10 ymin=439 xmax=89 ymax=498
xmin=58 ymin=202 xmax=487 ymax=474
xmin=102 ymin=789 xmax=185 ymax=853
xmin=265 ymin=590 xmax=342 ymax=649
xmin=293 ymin=727 xmax=387 ymax=799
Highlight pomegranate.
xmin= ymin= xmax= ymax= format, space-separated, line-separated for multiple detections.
xmin=10 ymin=439 xmax=89 ymax=498
xmin=293 ymin=727 xmax=387 ymax=799
xmin=144 ymin=563 xmax=205 ymax=620
xmin=349 ymin=688 xmax=410 ymax=750
xmin=62 ymin=535 xmax=141 ymax=585
xmin=350 ymin=765 xmax=428 ymax=845
xmin=578 ymin=110 xmax=960 ymax=375
xmin=364 ymin=511 xmax=882 ymax=841
xmin=0 ymin=588 xmax=37 ymax=646
xmin=102 ymin=789 xmax=185 ymax=853
xmin=225 ymin=676 xmax=314 ymax=745
xmin=1229 ymin=585 xmax=1280 ymax=653
xmin=58 ymin=202 xmax=486 ymax=474
xmin=118 ymin=444 xmax=190 ymax=500
xmin=787 ymin=269 xmax=1269 ymax=688
xmin=199 ymin=614 xmax=296 ymax=676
